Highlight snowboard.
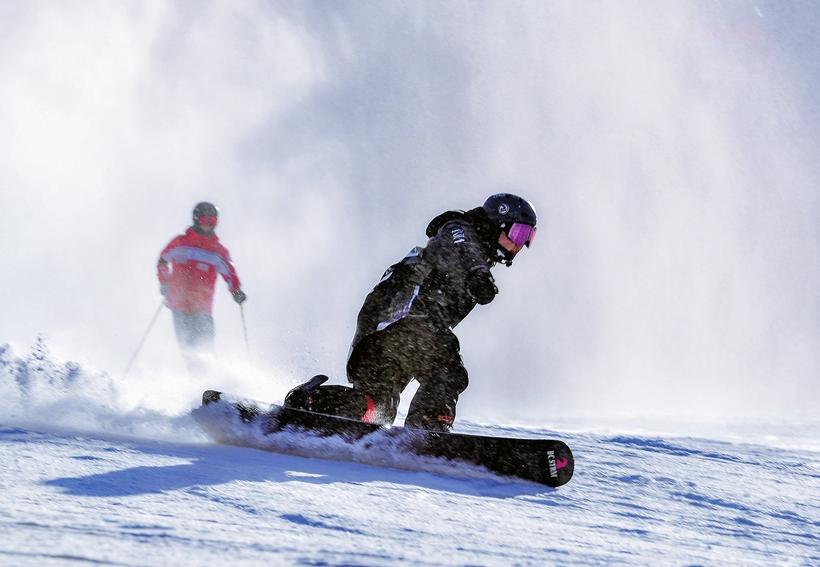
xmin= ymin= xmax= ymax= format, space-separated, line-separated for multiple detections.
xmin=191 ymin=390 xmax=574 ymax=488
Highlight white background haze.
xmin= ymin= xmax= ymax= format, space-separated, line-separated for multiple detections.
xmin=1 ymin=0 xmax=820 ymax=425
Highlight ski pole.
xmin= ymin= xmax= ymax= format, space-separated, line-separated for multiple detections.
xmin=240 ymin=305 xmax=250 ymax=358
xmin=123 ymin=300 xmax=165 ymax=377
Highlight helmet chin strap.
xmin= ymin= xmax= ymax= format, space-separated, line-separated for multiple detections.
xmin=493 ymin=247 xmax=515 ymax=267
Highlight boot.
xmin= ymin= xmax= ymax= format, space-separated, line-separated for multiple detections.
xmin=404 ymin=412 xmax=454 ymax=433
xmin=405 ymin=381 xmax=460 ymax=433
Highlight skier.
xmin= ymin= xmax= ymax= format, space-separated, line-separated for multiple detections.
xmin=157 ymin=202 xmax=246 ymax=375
xmin=284 ymin=193 xmax=537 ymax=432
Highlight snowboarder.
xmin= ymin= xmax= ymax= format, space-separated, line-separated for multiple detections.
xmin=284 ymin=193 xmax=537 ymax=432
xmin=157 ymin=202 xmax=246 ymax=375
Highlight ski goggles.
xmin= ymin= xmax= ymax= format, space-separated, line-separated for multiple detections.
xmin=198 ymin=215 xmax=218 ymax=227
xmin=506 ymin=222 xmax=537 ymax=247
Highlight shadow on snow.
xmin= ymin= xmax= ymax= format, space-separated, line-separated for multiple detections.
xmin=42 ymin=438 xmax=558 ymax=501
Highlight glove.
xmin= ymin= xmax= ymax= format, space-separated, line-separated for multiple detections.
xmin=233 ymin=289 xmax=247 ymax=305
xmin=466 ymin=268 xmax=497 ymax=305
xmin=160 ymin=284 xmax=169 ymax=298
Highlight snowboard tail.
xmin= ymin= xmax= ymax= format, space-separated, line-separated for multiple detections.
xmin=192 ymin=390 xmax=574 ymax=487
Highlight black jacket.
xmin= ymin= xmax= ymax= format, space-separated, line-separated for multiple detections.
xmin=350 ymin=208 xmax=500 ymax=351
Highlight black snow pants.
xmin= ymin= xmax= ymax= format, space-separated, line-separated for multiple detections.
xmin=346 ymin=317 xmax=470 ymax=430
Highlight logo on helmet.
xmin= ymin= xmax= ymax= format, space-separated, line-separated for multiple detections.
xmin=498 ymin=204 xmax=510 ymax=215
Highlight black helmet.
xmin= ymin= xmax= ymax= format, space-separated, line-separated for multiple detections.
xmin=193 ymin=202 xmax=219 ymax=224
xmin=482 ymin=193 xmax=537 ymax=266
xmin=483 ymin=193 xmax=537 ymax=228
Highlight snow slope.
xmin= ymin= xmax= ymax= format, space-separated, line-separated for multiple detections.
xmin=1 ymin=344 xmax=818 ymax=566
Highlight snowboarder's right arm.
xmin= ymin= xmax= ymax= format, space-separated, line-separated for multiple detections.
xmin=465 ymin=266 xmax=497 ymax=305
xmin=425 ymin=218 xmax=497 ymax=305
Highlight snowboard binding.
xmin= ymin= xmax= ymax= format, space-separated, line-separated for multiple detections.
xmin=283 ymin=374 xmax=330 ymax=411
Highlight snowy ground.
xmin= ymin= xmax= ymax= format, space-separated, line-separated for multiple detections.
xmin=1 ymin=345 xmax=819 ymax=566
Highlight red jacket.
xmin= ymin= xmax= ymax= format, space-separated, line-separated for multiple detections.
xmin=158 ymin=227 xmax=241 ymax=314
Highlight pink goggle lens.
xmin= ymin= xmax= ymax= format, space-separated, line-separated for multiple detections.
xmin=198 ymin=215 xmax=218 ymax=227
xmin=506 ymin=222 xmax=537 ymax=247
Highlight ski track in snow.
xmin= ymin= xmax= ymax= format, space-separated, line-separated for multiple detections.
xmin=1 ymin=344 xmax=819 ymax=566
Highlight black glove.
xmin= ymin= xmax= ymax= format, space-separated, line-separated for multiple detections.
xmin=466 ymin=268 xmax=497 ymax=305
xmin=233 ymin=289 xmax=247 ymax=304
xmin=160 ymin=284 xmax=169 ymax=298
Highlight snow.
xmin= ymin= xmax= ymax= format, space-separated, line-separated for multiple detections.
xmin=2 ymin=2 xmax=820 ymax=564
xmin=1 ymin=344 xmax=818 ymax=566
